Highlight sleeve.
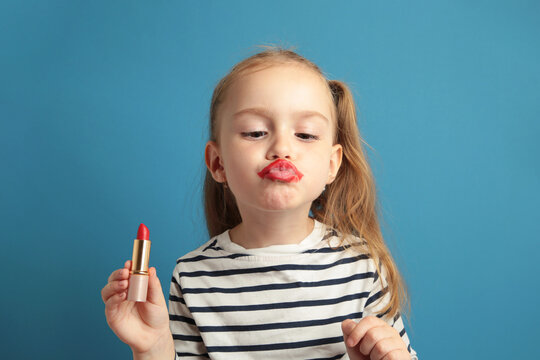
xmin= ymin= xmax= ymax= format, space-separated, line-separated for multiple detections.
xmin=168 ymin=264 xmax=208 ymax=359
xmin=363 ymin=263 xmax=418 ymax=360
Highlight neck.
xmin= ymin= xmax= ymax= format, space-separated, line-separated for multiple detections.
xmin=229 ymin=208 xmax=314 ymax=249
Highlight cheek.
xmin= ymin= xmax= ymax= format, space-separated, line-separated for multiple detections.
xmin=222 ymin=152 xmax=255 ymax=185
xmin=307 ymin=149 xmax=331 ymax=173
xmin=302 ymin=155 xmax=332 ymax=189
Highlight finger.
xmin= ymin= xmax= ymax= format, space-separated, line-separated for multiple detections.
xmin=342 ymin=320 xmax=371 ymax=360
xmin=369 ymin=337 xmax=408 ymax=360
xmin=104 ymin=290 xmax=130 ymax=324
xmin=146 ymin=267 xmax=166 ymax=306
xmin=358 ymin=328 xmax=399 ymax=358
xmin=101 ymin=278 xmax=129 ymax=303
xmin=341 ymin=319 xmax=355 ymax=348
xmin=105 ymin=289 xmax=128 ymax=309
xmin=381 ymin=349 xmax=410 ymax=360
xmin=345 ymin=316 xmax=385 ymax=348
xmin=107 ymin=265 xmax=130 ymax=283
xmin=341 ymin=319 xmax=357 ymax=345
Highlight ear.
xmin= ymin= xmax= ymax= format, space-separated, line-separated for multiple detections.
xmin=327 ymin=143 xmax=343 ymax=184
xmin=205 ymin=141 xmax=227 ymax=183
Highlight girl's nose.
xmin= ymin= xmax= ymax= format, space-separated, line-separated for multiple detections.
xmin=266 ymin=133 xmax=293 ymax=160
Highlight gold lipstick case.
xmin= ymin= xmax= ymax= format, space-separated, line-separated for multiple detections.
xmin=127 ymin=239 xmax=151 ymax=302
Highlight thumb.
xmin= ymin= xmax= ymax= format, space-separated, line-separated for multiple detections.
xmin=146 ymin=267 xmax=167 ymax=307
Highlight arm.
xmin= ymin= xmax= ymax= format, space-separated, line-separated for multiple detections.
xmin=168 ymin=264 xmax=208 ymax=359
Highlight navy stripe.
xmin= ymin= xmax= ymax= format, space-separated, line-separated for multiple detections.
xmin=302 ymin=247 xmax=343 ymax=254
xmin=176 ymin=352 xmax=209 ymax=358
xmin=172 ymin=334 xmax=203 ymax=342
xmin=400 ymin=327 xmax=406 ymax=337
xmin=307 ymin=355 xmax=345 ymax=360
xmin=365 ymin=289 xmax=385 ymax=308
xmin=189 ymin=292 xmax=369 ymax=313
xmin=206 ymin=336 xmax=344 ymax=353
xmin=180 ymin=249 xmax=361 ymax=261
xmin=322 ymin=229 xmax=339 ymax=240
xmin=373 ymin=270 xmax=379 ymax=283
xmin=179 ymin=256 xmax=368 ymax=278
xmin=202 ymin=239 xmax=219 ymax=252
xmin=169 ymin=314 xmax=196 ymax=325
xmin=178 ymin=253 xmax=249 ymax=263
xmin=302 ymin=245 xmax=360 ymax=254
xmin=376 ymin=307 xmax=391 ymax=319
xmin=198 ymin=312 xmax=363 ymax=332
xmin=169 ymin=294 xmax=185 ymax=304
xmin=181 ymin=272 xmax=376 ymax=294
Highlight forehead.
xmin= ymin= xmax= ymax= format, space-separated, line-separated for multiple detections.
xmin=219 ymin=63 xmax=335 ymax=122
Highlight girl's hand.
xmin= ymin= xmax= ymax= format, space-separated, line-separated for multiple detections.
xmin=101 ymin=260 xmax=175 ymax=360
xmin=341 ymin=317 xmax=410 ymax=360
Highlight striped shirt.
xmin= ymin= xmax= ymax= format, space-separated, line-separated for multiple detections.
xmin=169 ymin=220 xmax=417 ymax=359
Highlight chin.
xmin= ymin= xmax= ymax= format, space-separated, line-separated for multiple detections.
xmin=258 ymin=192 xmax=317 ymax=213
xmin=259 ymin=198 xmax=294 ymax=211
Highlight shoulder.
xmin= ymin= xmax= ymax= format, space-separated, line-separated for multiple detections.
xmin=320 ymin=224 xmax=370 ymax=256
xmin=318 ymin=224 xmax=382 ymax=273
xmin=176 ymin=237 xmax=221 ymax=261
xmin=171 ymin=229 xmax=245 ymax=276
xmin=175 ymin=227 xmax=236 ymax=261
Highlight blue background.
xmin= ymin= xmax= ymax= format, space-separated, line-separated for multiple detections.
xmin=1 ymin=1 xmax=539 ymax=359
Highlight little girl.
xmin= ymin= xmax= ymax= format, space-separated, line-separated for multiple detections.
xmin=102 ymin=47 xmax=418 ymax=360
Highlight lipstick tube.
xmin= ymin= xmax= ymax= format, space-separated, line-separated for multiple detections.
xmin=127 ymin=224 xmax=151 ymax=302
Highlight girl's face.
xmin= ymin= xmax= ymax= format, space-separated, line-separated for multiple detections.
xmin=206 ymin=64 xmax=342 ymax=216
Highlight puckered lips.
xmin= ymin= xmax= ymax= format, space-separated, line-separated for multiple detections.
xmin=257 ymin=159 xmax=304 ymax=183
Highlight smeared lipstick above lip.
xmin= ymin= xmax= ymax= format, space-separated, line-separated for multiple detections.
xmin=257 ymin=159 xmax=304 ymax=183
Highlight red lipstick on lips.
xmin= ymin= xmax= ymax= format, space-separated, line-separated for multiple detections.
xmin=127 ymin=224 xmax=151 ymax=302
xmin=257 ymin=159 xmax=304 ymax=183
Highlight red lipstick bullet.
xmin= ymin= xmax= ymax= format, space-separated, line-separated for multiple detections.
xmin=127 ymin=223 xmax=151 ymax=302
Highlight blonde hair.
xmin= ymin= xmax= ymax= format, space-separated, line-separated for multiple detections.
xmin=204 ymin=46 xmax=407 ymax=319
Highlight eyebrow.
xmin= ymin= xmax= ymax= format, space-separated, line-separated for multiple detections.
xmin=232 ymin=107 xmax=330 ymax=123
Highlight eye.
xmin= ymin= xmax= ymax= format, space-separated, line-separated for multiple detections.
xmin=295 ymin=133 xmax=319 ymax=141
xmin=241 ymin=131 xmax=268 ymax=139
